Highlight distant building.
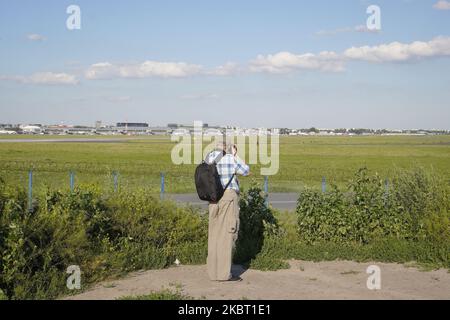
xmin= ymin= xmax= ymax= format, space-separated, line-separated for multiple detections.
xmin=168 ymin=123 xmax=209 ymax=130
xmin=115 ymin=122 xmax=149 ymax=134
xmin=116 ymin=122 xmax=149 ymax=128
xmin=67 ymin=127 xmax=95 ymax=135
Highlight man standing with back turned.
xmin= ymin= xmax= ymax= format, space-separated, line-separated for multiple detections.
xmin=205 ymin=143 xmax=250 ymax=281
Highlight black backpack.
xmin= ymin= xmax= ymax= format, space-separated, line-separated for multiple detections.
xmin=195 ymin=152 xmax=235 ymax=203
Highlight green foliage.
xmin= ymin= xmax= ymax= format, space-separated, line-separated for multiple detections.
xmin=250 ymin=167 xmax=449 ymax=272
xmin=250 ymin=236 xmax=449 ymax=270
xmin=119 ymin=288 xmax=193 ymax=300
xmin=297 ymin=167 xmax=449 ymax=245
xmin=391 ymin=167 xmax=449 ymax=243
xmin=106 ymin=190 xmax=208 ymax=272
xmin=248 ymin=236 xmax=290 ymax=271
xmin=0 ymin=288 xmax=7 ymax=300
xmin=0 ymin=181 xmax=208 ymax=300
xmin=234 ymin=185 xmax=279 ymax=265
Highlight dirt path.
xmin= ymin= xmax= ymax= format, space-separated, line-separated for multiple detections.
xmin=66 ymin=260 xmax=449 ymax=300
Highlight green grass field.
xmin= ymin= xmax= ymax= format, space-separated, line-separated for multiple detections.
xmin=0 ymin=135 xmax=449 ymax=193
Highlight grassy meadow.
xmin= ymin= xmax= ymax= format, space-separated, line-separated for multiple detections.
xmin=0 ymin=135 xmax=449 ymax=193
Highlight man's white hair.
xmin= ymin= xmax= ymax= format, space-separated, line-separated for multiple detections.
xmin=226 ymin=143 xmax=235 ymax=154
xmin=216 ymin=141 xmax=226 ymax=150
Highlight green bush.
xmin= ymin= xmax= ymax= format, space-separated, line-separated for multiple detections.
xmin=248 ymin=235 xmax=290 ymax=271
xmin=0 ymin=181 xmax=208 ymax=300
xmin=0 ymin=181 xmax=278 ymax=299
xmin=106 ymin=189 xmax=208 ymax=271
xmin=391 ymin=167 xmax=449 ymax=243
xmin=251 ymin=235 xmax=449 ymax=269
xmin=234 ymin=185 xmax=279 ymax=265
xmin=297 ymin=167 xmax=449 ymax=245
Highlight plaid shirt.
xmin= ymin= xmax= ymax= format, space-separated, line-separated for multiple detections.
xmin=206 ymin=150 xmax=250 ymax=193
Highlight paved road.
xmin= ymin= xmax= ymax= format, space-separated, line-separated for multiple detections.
xmin=168 ymin=193 xmax=299 ymax=211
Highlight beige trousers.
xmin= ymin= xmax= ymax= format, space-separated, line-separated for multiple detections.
xmin=207 ymin=189 xmax=240 ymax=281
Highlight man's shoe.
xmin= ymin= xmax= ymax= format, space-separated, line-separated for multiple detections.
xmin=228 ymin=276 xmax=243 ymax=282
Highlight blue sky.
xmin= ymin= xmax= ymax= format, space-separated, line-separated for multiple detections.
xmin=1 ymin=0 xmax=449 ymax=129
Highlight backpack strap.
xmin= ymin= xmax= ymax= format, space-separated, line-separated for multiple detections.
xmin=223 ymin=173 xmax=236 ymax=190
xmin=212 ymin=150 xmax=225 ymax=164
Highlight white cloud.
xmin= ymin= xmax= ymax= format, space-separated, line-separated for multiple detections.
xmin=2 ymin=36 xmax=448 ymax=88
xmin=87 ymin=37 xmax=446 ymax=79
xmin=85 ymin=61 xmax=203 ymax=79
xmin=207 ymin=62 xmax=240 ymax=76
xmin=344 ymin=36 xmax=450 ymax=62
xmin=29 ymin=72 xmax=78 ymax=85
xmin=84 ymin=62 xmax=115 ymax=79
xmin=433 ymin=1 xmax=450 ymax=10
xmin=249 ymin=51 xmax=345 ymax=73
xmin=1 ymin=72 xmax=78 ymax=85
xmin=249 ymin=36 xmax=450 ymax=75
xmin=27 ymin=33 xmax=46 ymax=41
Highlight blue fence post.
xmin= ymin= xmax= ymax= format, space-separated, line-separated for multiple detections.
xmin=70 ymin=171 xmax=75 ymax=192
xmin=322 ymin=176 xmax=326 ymax=193
xmin=28 ymin=170 xmax=33 ymax=211
xmin=264 ymin=176 xmax=269 ymax=208
xmin=113 ymin=171 xmax=119 ymax=192
xmin=160 ymin=172 xmax=165 ymax=200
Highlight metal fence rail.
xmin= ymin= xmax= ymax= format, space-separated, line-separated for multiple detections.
xmin=19 ymin=169 xmax=369 ymax=212
xmin=1 ymin=167 xmax=393 ymax=212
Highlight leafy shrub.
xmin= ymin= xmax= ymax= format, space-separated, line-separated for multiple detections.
xmin=0 ymin=182 xmax=280 ymax=299
xmin=106 ymin=189 xmax=208 ymax=270
xmin=0 ymin=185 xmax=108 ymax=299
xmin=248 ymin=235 xmax=290 ymax=271
xmin=0 ymin=182 xmax=208 ymax=300
xmin=297 ymin=167 xmax=449 ymax=245
xmin=391 ymin=167 xmax=449 ymax=243
xmin=234 ymin=185 xmax=280 ymax=265
xmin=253 ymin=236 xmax=449 ymax=269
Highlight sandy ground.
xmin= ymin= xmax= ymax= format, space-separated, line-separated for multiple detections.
xmin=65 ymin=260 xmax=450 ymax=300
